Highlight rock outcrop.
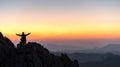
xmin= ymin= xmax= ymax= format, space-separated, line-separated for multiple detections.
xmin=0 ymin=32 xmax=79 ymax=67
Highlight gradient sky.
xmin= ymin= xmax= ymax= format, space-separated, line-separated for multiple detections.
xmin=1 ymin=0 xmax=120 ymax=51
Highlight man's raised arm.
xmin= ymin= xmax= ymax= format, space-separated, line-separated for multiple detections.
xmin=26 ymin=33 xmax=31 ymax=36
xmin=16 ymin=34 xmax=21 ymax=36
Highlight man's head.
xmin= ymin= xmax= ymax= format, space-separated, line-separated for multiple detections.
xmin=22 ymin=32 xmax=25 ymax=35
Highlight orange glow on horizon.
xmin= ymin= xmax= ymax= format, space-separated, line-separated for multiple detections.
xmin=4 ymin=31 xmax=120 ymax=42
xmin=1 ymin=3 xmax=120 ymax=41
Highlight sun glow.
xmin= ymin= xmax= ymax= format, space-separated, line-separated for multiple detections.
xmin=0 ymin=0 xmax=120 ymax=42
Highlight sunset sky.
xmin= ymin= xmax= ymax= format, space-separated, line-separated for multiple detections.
xmin=0 ymin=0 xmax=120 ymax=51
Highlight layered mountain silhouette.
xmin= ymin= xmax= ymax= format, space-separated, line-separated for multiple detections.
xmin=80 ymin=53 xmax=120 ymax=67
xmin=74 ymin=44 xmax=120 ymax=55
xmin=53 ymin=45 xmax=120 ymax=67
xmin=59 ymin=44 xmax=120 ymax=55
xmin=0 ymin=32 xmax=79 ymax=67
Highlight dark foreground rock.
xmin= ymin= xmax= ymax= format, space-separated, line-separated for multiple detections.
xmin=0 ymin=33 xmax=79 ymax=67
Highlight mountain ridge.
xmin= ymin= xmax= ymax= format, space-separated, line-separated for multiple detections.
xmin=0 ymin=32 xmax=79 ymax=67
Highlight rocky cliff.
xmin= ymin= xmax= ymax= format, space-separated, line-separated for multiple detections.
xmin=0 ymin=32 xmax=79 ymax=67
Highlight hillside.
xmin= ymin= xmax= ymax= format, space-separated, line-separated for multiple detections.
xmin=0 ymin=32 xmax=79 ymax=67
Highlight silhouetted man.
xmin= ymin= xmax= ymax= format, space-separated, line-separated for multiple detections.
xmin=16 ymin=32 xmax=30 ymax=44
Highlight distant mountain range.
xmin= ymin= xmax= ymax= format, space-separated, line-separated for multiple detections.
xmin=76 ymin=44 xmax=120 ymax=55
xmin=56 ymin=44 xmax=120 ymax=55
xmin=54 ymin=51 xmax=120 ymax=67
xmin=80 ymin=53 xmax=120 ymax=67
xmin=68 ymin=53 xmax=117 ymax=63
xmin=52 ymin=44 xmax=120 ymax=67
